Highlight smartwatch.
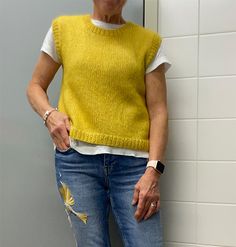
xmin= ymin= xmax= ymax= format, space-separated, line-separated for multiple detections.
xmin=146 ymin=160 xmax=165 ymax=175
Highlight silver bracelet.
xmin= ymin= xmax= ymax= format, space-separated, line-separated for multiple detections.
xmin=43 ymin=107 xmax=58 ymax=126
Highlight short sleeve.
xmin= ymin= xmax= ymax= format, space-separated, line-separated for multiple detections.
xmin=145 ymin=32 xmax=162 ymax=70
xmin=145 ymin=41 xmax=172 ymax=74
xmin=51 ymin=17 xmax=63 ymax=64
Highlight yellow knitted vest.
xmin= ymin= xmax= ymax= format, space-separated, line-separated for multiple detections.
xmin=52 ymin=14 xmax=162 ymax=151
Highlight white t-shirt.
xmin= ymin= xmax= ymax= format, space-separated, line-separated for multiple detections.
xmin=40 ymin=18 xmax=172 ymax=158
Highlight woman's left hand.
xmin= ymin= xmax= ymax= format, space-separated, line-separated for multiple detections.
xmin=132 ymin=167 xmax=161 ymax=222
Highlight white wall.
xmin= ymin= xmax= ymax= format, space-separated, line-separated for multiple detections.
xmin=157 ymin=0 xmax=236 ymax=246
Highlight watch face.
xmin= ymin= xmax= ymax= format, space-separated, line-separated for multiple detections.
xmin=156 ymin=161 xmax=165 ymax=173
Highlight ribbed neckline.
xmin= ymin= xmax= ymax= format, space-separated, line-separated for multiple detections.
xmin=92 ymin=19 xmax=125 ymax=29
xmin=82 ymin=14 xmax=133 ymax=36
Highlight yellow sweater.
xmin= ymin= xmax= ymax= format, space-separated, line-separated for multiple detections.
xmin=52 ymin=14 xmax=162 ymax=151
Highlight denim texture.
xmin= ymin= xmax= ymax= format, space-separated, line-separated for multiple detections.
xmin=54 ymin=147 xmax=163 ymax=247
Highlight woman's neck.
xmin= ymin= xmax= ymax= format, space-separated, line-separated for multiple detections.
xmin=91 ymin=11 xmax=126 ymax=24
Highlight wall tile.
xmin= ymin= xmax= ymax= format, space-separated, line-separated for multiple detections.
xmin=166 ymin=120 xmax=197 ymax=160
xmin=163 ymin=36 xmax=198 ymax=78
xmin=197 ymin=162 xmax=236 ymax=203
xmin=159 ymin=0 xmax=198 ymax=37
xmin=160 ymin=161 xmax=196 ymax=202
xmin=161 ymin=201 xmax=196 ymax=243
xmin=198 ymin=120 xmax=236 ymax=160
xmin=164 ymin=243 xmax=220 ymax=247
xmin=200 ymin=0 xmax=236 ymax=34
xmin=197 ymin=204 xmax=236 ymax=246
xmin=198 ymin=76 xmax=236 ymax=118
xmin=167 ymin=78 xmax=198 ymax=119
xmin=199 ymin=33 xmax=236 ymax=76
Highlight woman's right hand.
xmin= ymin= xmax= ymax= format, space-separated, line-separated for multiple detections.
xmin=45 ymin=111 xmax=71 ymax=150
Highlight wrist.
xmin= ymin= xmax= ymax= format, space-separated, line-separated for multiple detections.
xmin=43 ymin=107 xmax=58 ymax=126
xmin=40 ymin=106 xmax=55 ymax=118
xmin=145 ymin=166 xmax=161 ymax=178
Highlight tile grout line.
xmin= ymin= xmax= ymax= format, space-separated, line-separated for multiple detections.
xmin=166 ymin=159 xmax=236 ymax=163
xmin=161 ymin=200 xmax=236 ymax=206
xmin=162 ymin=29 xmax=236 ymax=39
xmin=164 ymin=240 xmax=235 ymax=247
xmin=196 ymin=0 xmax=201 ymax=244
xmin=169 ymin=118 xmax=236 ymax=120
xmin=166 ymin=74 xmax=236 ymax=79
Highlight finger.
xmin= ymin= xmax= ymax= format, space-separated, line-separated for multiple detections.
xmin=132 ymin=186 xmax=139 ymax=205
xmin=53 ymin=126 xmax=69 ymax=150
xmin=47 ymin=113 xmax=70 ymax=150
xmin=134 ymin=193 xmax=147 ymax=221
xmin=156 ymin=199 xmax=161 ymax=211
xmin=58 ymin=125 xmax=70 ymax=147
xmin=56 ymin=138 xmax=69 ymax=150
xmin=139 ymin=191 xmax=158 ymax=221
xmin=55 ymin=138 xmax=68 ymax=151
xmin=51 ymin=132 xmax=61 ymax=149
xmin=143 ymin=202 xmax=157 ymax=220
xmin=139 ymin=198 xmax=153 ymax=221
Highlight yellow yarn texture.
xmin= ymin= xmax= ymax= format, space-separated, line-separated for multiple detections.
xmin=52 ymin=14 xmax=162 ymax=151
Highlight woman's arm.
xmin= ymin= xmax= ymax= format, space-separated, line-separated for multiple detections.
xmin=145 ymin=63 xmax=168 ymax=169
xmin=132 ymin=63 xmax=168 ymax=222
xmin=26 ymin=52 xmax=71 ymax=150
xmin=26 ymin=51 xmax=60 ymax=117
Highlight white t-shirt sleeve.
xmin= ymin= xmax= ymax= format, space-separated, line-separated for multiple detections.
xmin=145 ymin=41 xmax=172 ymax=74
xmin=40 ymin=26 xmax=61 ymax=64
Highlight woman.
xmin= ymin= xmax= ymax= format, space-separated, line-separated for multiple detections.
xmin=26 ymin=0 xmax=171 ymax=246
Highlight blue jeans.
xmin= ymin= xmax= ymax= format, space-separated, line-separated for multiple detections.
xmin=54 ymin=147 xmax=163 ymax=247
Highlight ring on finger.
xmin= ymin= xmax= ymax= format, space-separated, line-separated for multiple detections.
xmin=150 ymin=201 xmax=157 ymax=207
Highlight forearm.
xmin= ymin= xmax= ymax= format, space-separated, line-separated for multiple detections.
xmin=148 ymin=111 xmax=168 ymax=162
xmin=26 ymin=83 xmax=54 ymax=119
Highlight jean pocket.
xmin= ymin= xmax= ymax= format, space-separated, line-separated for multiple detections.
xmin=55 ymin=145 xmax=74 ymax=154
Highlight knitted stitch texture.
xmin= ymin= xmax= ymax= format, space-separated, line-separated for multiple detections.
xmin=52 ymin=14 xmax=162 ymax=151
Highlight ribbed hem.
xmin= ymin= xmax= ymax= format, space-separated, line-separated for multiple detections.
xmin=69 ymin=126 xmax=149 ymax=152
xmin=81 ymin=14 xmax=134 ymax=36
